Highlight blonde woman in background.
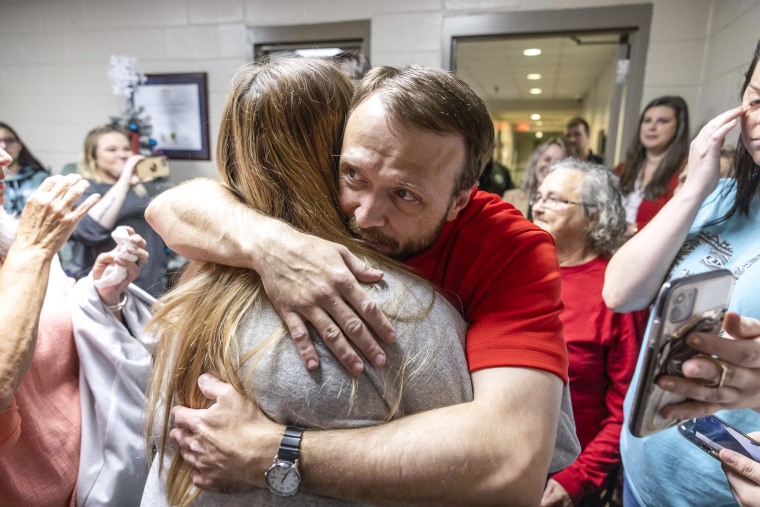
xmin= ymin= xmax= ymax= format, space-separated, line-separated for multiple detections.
xmin=67 ymin=125 xmax=171 ymax=296
xmin=141 ymin=58 xmax=473 ymax=506
xmin=503 ymin=137 xmax=566 ymax=219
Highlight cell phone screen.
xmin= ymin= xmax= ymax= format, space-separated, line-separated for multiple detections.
xmin=679 ymin=416 xmax=760 ymax=462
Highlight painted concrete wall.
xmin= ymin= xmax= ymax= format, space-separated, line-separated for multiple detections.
xmin=1 ymin=0 xmax=758 ymax=179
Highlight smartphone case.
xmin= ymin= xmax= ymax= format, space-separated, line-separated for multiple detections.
xmin=136 ymin=156 xmax=170 ymax=180
xmin=629 ymin=269 xmax=735 ymax=438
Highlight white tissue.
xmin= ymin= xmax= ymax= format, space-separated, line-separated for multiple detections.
xmin=93 ymin=226 xmax=138 ymax=289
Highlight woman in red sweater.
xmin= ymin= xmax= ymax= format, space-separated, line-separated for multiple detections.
xmin=532 ymin=159 xmax=648 ymax=506
xmin=616 ymin=96 xmax=690 ymax=235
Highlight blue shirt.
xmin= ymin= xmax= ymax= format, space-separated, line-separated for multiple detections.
xmin=622 ymin=179 xmax=760 ymax=506
xmin=3 ymin=165 xmax=49 ymax=216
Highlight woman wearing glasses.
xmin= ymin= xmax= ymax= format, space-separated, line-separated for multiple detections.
xmin=0 ymin=122 xmax=49 ymax=216
xmin=532 ymin=159 xmax=647 ymax=507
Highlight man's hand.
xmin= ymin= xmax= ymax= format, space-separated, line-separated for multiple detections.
xmin=146 ymin=179 xmax=396 ymax=374
xmin=12 ymin=174 xmax=100 ymax=257
xmin=257 ymin=225 xmax=395 ymax=375
xmin=658 ymin=312 xmax=760 ymax=420
xmin=170 ymin=374 xmax=282 ymax=492
xmin=720 ymin=432 xmax=760 ymax=507
xmin=540 ymin=478 xmax=573 ymax=507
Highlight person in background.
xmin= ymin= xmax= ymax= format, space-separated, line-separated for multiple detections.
xmin=532 ymin=159 xmax=646 ymax=506
xmin=603 ymin=38 xmax=760 ymax=507
xmin=564 ymin=118 xmax=603 ymax=164
xmin=0 ymin=121 xmax=50 ymax=216
xmin=67 ymin=124 xmax=171 ymax=297
xmin=478 ymin=157 xmax=514 ymax=196
xmin=616 ymin=96 xmax=690 ymax=234
xmin=503 ymin=137 xmax=566 ymax=218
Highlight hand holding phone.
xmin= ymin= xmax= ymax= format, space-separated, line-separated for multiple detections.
xmin=135 ymin=156 xmax=170 ymax=181
xmin=629 ymin=270 xmax=735 ymax=437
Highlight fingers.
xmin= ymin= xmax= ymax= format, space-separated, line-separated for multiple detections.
xmin=123 ymin=154 xmax=144 ymax=176
xmin=721 ymin=448 xmax=760 ymax=483
xmin=282 ymin=313 xmax=321 ymax=371
xmin=659 ymin=397 xmax=725 ymax=420
xmin=687 ymin=332 xmax=760 ymax=369
xmin=73 ymin=193 xmax=101 ymax=219
xmin=342 ymin=251 xmax=385 ymax=283
xmin=339 ymin=253 xmax=395 ymax=346
xmin=724 ymin=312 xmax=760 ymax=342
xmin=171 ymin=405 xmax=202 ymax=432
xmin=307 ymin=309 xmax=367 ymax=375
xmin=197 ymin=373 xmax=227 ymax=402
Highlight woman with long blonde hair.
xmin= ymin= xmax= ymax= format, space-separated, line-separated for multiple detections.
xmin=141 ymin=58 xmax=473 ymax=506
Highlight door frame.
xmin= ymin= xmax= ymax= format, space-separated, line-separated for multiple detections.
xmin=442 ymin=4 xmax=653 ymax=167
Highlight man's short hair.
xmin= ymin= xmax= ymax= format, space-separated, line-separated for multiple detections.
xmin=352 ymin=65 xmax=495 ymax=195
xmin=565 ymin=117 xmax=590 ymax=136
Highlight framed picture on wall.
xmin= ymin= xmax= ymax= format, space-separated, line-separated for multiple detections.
xmin=133 ymin=73 xmax=210 ymax=160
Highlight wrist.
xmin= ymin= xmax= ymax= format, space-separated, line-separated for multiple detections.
xmin=247 ymin=215 xmax=289 ymax=272
xmin=5 ymin=244 xmax=53 ymax=267
xmin=248 ymin=423 xmax=286 ymax=488
xmin=104 ymin=292 xmax=127 ymax=312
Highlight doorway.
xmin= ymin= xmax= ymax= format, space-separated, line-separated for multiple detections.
xmin=442 ymin=4 xmax=652 ymax=183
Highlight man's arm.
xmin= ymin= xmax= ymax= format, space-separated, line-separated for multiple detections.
xmin=146 ymin=178 xmax=394 ymax=374
xmin=0 ymin=175 xmax=99 ymax=409
xmin=173 ymin=367 xmax=562 ymax=506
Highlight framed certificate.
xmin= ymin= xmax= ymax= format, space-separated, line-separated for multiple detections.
xmin=133 ymin=73 xmax=210 ymax=160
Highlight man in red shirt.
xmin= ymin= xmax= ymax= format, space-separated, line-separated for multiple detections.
xmin=147 ymin=64 xmax=573 ymax=505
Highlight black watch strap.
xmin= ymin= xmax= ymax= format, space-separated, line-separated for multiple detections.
xmin=277 ymin=426 xmax=303 ymax=463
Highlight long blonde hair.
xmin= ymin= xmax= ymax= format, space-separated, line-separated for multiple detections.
xmin=146 ymin=58 xmax=409 ymax=505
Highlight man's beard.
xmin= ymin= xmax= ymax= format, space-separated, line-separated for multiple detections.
xmin=348 ymin=215 xmax=447 ymax=261
xmin=0 ymin=207 xmax=18 ymax=257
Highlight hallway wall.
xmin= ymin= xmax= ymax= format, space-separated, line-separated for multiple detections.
xmin=1 ymin=0 xmax=758 ymax=179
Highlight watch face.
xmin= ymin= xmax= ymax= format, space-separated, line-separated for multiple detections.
xmin=266 ymin=463 xmax=300 ymax=496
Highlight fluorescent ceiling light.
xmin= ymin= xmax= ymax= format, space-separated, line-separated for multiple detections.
xmin=527 ymin=73 xmax=542 ymax=80
xmin=530 ymin=113 xmax=541 ymax=120
xmin=529 ymin=88 xmax=542 ymax=95
xmin=535 ymin=120 xmax=544 ymax=126
xmin=535 ymin=131 xmax=544 ymax=139
xmin=523 ymin=48 xmax=542 ymax=56
xmin=294 ymin=48 xmax=344 ymax=57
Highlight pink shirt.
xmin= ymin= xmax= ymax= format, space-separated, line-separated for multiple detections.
xmin=0 ymin=259 xmax=80 ymax=506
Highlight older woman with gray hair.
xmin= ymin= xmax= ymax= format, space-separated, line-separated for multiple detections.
xmin=532 ymin=159 xmax=647 ymax=507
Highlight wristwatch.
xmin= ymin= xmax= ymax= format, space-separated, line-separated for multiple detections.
xmin=265 ymin=425 xmax=304 ymax=496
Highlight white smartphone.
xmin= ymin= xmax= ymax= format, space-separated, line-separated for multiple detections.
xmin=629 ymin=269 xmax=735 ymax=437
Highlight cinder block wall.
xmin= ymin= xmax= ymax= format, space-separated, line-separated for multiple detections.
xmin=0 ymin=0 xmax=758 ymax=179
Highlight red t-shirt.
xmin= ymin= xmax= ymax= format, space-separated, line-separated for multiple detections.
xmin=550 ymin=257 xmax=647 ymax=502
xmin=406 ymin=190 xmax=568 ymax=383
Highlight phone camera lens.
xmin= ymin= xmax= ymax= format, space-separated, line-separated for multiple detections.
xmin=670 ymin=307 xmax=683 ymax=322
xmin=675 ymin=293 xmax=685 ymax=304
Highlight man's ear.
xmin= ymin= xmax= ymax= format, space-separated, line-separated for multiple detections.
xmin=446 ymin=187 xmax=474 ymax=221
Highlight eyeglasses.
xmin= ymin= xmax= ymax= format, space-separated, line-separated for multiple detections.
xmin=0 ymin=137 xmax=19 ymax=146
xmin=529 ymin=192 xmax=585 ymax=209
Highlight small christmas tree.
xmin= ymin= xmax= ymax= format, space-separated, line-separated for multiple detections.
xmin=106 ymin=55 xmax=156 ymax=155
